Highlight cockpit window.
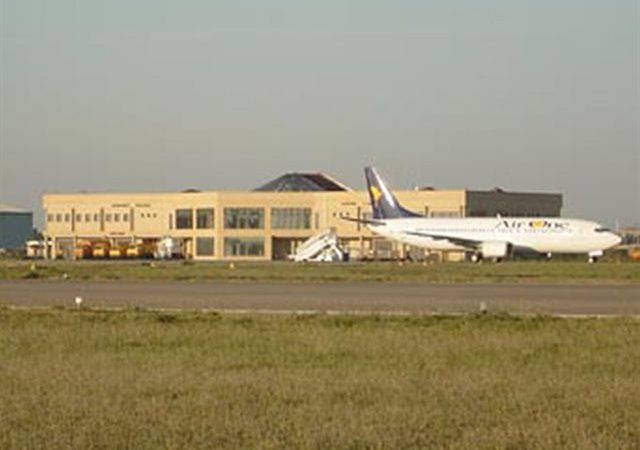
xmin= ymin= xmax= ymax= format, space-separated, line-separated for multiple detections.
xmin=595 ymin=227 xmax=611 ymax=233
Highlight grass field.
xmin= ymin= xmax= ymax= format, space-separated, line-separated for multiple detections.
xmin=1 ymin=308 xmax=639 ymax=449
xmin=1 ymin=260 xmax=639 ymax=284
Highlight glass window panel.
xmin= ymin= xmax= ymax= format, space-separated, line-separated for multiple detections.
xmin=176 ymin=209 xmax=193 ymax=229
xmin=271 ymin=208 xmax=311 ymax=229
xmin=196 ymin=237 xmax=215 ymax=256
xmin=196 ymin=208 xmax=215 ymax=229
xmin=224 ymin=238 xmax=264 ymax=256
xmin=224 ymin=208 xmax=264 ymax=229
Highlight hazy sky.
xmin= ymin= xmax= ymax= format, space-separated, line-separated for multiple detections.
xmin=1 ymin=0 xmax=639 ymax=226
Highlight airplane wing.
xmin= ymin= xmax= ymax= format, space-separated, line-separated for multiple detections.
xmin=402 ymin=230 xmax=482 ymax=249
xmin=405 ymin=230 xmax=540 ymax=255
xmin=340 ymin=216 xmax=386 ymax=227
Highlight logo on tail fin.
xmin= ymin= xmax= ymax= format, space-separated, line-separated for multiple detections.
xmin=369 ymin=186 xmax=382 ymax=207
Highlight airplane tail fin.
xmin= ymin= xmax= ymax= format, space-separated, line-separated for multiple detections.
xmin=364 ymin=167 xmax=421 ymax=219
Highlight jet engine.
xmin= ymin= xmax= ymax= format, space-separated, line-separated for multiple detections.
xmin=480 ymin=241 xmax=510 ymax=259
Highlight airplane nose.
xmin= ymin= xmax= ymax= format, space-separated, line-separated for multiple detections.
xmin=610 ymin=233 xmax=622 ymax=246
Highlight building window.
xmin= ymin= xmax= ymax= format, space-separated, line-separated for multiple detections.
xmin=176 ymin=209 xmax=193 ymax=229
xmin=224 ymin=238 xmax=264 ymax=256
xmin=56 ymin=214 xmax=62 ymax=222
xmin=94 ymin=213 xmax=100 ymax=222
xmin=47 ymin=214 xmax=54 ymax=222
xmin=196 ymin=208 xmax=215 ymax=229
xmin=224 ymin=208 xmax=264 ymax=229
xmin=123 ymin=213 xmax=129 ymax=222
xmin=114 ymin=213 xmax=120 ymax=222
xmin=76 ymin=214 xmax=82 ymax=223
xmin=105 ymin=214 xmax=112 ymax=222
xmin=84 ymin=214 xmax=91 ymax=222
xmin=271 ymin=208 xmax=311 ymax=229
xmin=64 ymin=214 xmax=70 ymax=222
xmin=196 ymin=237 xmax=215 ymax=256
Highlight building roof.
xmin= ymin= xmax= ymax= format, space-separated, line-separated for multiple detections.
xmin=254 ymin=173 xmax=352 ymax=192
xmin=0 ymin=203 xmax=31 ymax=214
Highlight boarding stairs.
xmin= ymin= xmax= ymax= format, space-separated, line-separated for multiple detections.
xmin=291 ymin=230 xmax=345 ymax=262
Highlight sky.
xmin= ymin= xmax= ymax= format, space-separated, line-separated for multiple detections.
xmin=1 ymin=0 xmax=639 ymax=227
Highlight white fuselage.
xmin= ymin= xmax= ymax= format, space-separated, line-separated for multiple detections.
xmin=369 ymin=217 xmax=621 ymax=254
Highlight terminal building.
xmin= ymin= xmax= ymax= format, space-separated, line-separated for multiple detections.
xmin=42 ymin=173 xmax=562 ymax=261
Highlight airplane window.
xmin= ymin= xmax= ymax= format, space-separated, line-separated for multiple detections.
xmin=595 ymin=228 xmax=611 ymax=233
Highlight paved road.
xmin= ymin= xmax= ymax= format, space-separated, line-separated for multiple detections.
xmin=1 ymin=280 xmax=639 ymax=316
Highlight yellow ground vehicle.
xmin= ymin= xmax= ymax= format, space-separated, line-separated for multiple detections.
xmin=629 ymin=247 xmax=640 ymax=261
xmin=73 ymin=240 xmax=93 ymax=259
xmin=92 ymin=242 xmax=110 ymax=259
xmin=125 ymin=240 xmax=156 ymax=258
xmin=108 ymin=248 xmax=123 ymax=259
xmin=125 ymin=245 xmax=140 ymax=258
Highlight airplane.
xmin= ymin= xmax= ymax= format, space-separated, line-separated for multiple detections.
xmin=343 ymin=167 xmax=622 ymax=263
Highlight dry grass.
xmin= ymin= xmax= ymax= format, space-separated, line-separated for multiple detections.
xmin=1 ymin=260 xmax=639 ymax=284
xmin=1 ymin=308 xmax=639 ymax=449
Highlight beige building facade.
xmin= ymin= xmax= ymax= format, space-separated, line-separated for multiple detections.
xmin=42 ymin=174 xmax=562 ymax=261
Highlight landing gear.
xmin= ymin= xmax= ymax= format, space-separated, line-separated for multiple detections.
xmin=470 ymin=253 xmax=483 ymax=263
xmin=588 ymin=250 xmax=604 ymax=264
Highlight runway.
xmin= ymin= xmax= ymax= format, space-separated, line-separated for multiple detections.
xmin=1 ymin=280 xmax=639 ymax=316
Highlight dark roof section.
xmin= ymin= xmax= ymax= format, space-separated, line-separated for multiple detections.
xmin=254 ymin=173 xmax=351 ymax=192
xmin=0 ymin=203 xmax=32 ymax=214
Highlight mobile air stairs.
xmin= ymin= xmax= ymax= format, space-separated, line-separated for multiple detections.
xmin=291 ymin=230 xmax=346 ymax=262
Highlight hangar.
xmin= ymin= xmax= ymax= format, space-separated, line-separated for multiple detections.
xmin=0 ymin=203 xmax=34 ymax=251
xmin=42 ymin=173 xmax=562 ymax=261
